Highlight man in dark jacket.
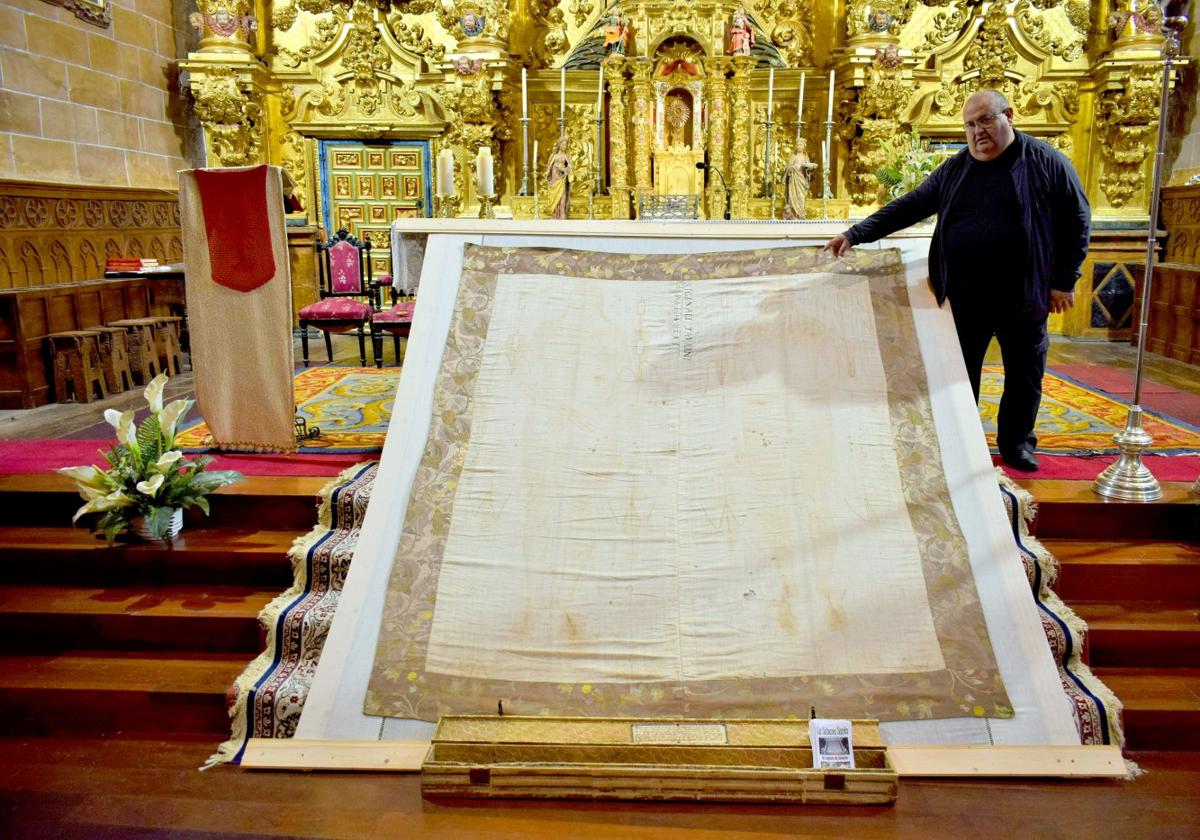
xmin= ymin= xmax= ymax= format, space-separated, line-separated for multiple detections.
xmin=825 ymin=90 xmax=1090 ymax=471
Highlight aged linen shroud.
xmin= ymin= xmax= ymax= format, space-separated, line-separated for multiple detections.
xmin=179 ymin=165 xmax=297 ymax=453
xmin=366 ymin=245 xmax=1011 ymax=723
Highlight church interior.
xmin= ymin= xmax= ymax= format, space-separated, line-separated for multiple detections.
xmin=1 ymin=0 xmax=1199 ymax=835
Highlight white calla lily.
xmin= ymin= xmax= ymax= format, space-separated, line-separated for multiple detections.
xmin=144 ymin=373 xmax=168 ymax=414
xmin=153 ymin=451 xmax=184 ymax=472
xmin=72 ymin=490 xmax=134 ymax=523
xmin=58 ymin=465 xmax=104 ymax=487
xmin=158 ymin=398 xmax=191 ymax=444
xmin=112 ymin=409 xmax=138 ymax=450
xmin=136 ymin=473 xmax=165 ymax=497
xmin=103 ymin=409 xmax=123 ymax=429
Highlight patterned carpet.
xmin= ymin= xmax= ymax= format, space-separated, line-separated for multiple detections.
xmin=175 ymin=366 xmax=398 ymax=452
xmin=980 ymin=365 xmax=1200 ymax=455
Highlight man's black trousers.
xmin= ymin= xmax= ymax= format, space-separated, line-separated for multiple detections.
xmin=949 ymin=297 xmax=1049 ymax=455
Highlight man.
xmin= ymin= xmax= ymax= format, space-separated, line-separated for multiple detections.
xmin=825 ymin=90 xmax=1090 ymax=471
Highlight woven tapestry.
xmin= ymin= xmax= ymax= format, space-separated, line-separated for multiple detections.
xmin=365 ymin=245 xmax=1012 ymax=723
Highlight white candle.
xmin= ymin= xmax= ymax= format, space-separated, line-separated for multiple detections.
xmin=521 ymin=66 xmax=528 ymax=118
xmin=475 ymin=146 xmax=494 ymax=197
xmin=560 ymin=66 xmax=566 ymax=120
xmin=798 ymin=71 xmax=805 ymax=124
xmin=826 ymin=69 xmax=835 ymax=123
xmin=533 ymin=139 xmax=539 ymax=176
xmin=436 ymin=148 xmax=455 ymax=198
xmin=597 ymin=65 xmax=604 ymax=113
xmin=767 ymin=67 xmax=774 ymax=116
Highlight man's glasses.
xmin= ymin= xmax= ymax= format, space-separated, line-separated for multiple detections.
xmin=964 ymin=112 xmax=1004 ymax=132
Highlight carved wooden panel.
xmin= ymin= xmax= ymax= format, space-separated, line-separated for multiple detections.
xmin=1162 ymin=185 xmax=1200 ymax=268
xmin=0 ymin=181 xmax=182 ymax=290
xmin=320 ymin=141 xmax=430 ymax=279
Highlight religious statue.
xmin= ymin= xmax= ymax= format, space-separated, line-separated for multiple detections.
xmin=544 ymin=136 xmax=573 ymax=219
xmin=729 ymin=7 xmax=755 ymax=56
xmin=602 ymin=7 xmax=630 ymax=55
xmin=666 ymin=96 xmax=690 ymax=149
xmin=783 ymin=139 xmax=818 ymax=220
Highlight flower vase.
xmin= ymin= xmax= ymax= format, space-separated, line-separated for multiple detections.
xmin=132 ymin=508 xmax=184 ymax=541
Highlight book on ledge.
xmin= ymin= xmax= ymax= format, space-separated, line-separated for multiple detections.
xmin=104 ymin=259 xmax=183 ymax=276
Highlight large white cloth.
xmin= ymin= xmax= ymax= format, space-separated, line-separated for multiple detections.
xmin=298 ymin=224 xmax=1079 ymax=748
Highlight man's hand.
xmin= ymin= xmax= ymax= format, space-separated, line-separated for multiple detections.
xmin=824 ymin=234 xmax=852 ymax=257
xmin=1049 ymin=289 xmax=1074 ymax=315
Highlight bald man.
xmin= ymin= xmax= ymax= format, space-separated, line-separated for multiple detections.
xmin=825 ymin=90 xmax=1090 ymax=471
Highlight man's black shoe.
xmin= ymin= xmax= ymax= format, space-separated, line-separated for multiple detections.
xmin=1001 ymin=447 xmax=1039 ymax=472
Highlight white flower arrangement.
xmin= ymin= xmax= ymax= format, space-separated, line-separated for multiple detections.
xmin=60 ymin=373 xmax=243 ymax=542
xmin=874 ymin=129 xmax=942 ymax=201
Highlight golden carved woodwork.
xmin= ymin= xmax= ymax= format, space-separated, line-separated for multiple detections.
xmin=1096 ymin=62 xmax=1163 ymax=209
xmin=184 ymin=62 xmax=268 ymax=167
xmin=169 ymin=1 xmax=1188 ymax=235
xmin=0 ymin=181 xmax=181 ymax=290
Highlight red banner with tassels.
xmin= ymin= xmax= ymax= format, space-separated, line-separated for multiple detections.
xmin=193 ymin=165 xmax=277 ymax=293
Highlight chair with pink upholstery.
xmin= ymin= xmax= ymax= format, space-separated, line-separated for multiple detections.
xmin=298 ymin=228 xmax=378 ymax=367
xmin=370 ymin=293 xmax=415 ymax=368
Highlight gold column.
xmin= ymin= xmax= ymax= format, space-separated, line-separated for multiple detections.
xmin=706 ymin=59 xmax=730 ymax=221
xmin=728 ymin=55 xmax=756 ymax=220
xmin=605 ymin=55 xmax=631 ymax=220
xmin=631 ymin=60 xmax=654 ymax=212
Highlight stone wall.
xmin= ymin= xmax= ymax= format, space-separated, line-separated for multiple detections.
xmin=0 ymin=0 xmax=189 ymax=189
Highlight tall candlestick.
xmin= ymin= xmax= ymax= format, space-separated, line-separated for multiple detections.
xmin=521 ymin=66 xmax=528 ymax=118
xmin=597 ymin=65 xmax=604 ymax=112
xmin=436 ymin=148 xmax=455 ymax=198
xmin=475 ymin=146 xmax=493 ymax=197
xmin=560 ymin=66 xmax=566 ymax=120
xmin=798 ymin=71 xmax=806 ymax=124
xmin=826 ymin=69 xmax=835 ymax=123
xmin=767 ymin=67 xmax=774 ymax=115
xmin=533 ymin=139 xmax=539 ymax=174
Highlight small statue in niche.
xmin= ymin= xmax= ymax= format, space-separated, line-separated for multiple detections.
xmin=602 ymin=7 xmax=630 ymax=55
xmin=729 ymin=7 xmax=755 ymax=56
xmin=783 ymin=138 xmax=818 ymax=220
xmin=543 ymin=136 xmax=574 ymax=220
xmin=666 ymin=96 xmax=690 ymax=149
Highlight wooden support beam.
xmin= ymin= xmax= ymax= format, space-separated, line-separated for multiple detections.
xmin=240 ymin=738 xmax=1128 ymax=779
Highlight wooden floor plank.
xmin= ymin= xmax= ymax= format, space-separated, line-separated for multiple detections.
xmin=1 ymin=737 xmax=1198 ymax=839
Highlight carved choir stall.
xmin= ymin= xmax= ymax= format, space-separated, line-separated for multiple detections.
xmin=167 ymin=1 xmax=1191 ymax=339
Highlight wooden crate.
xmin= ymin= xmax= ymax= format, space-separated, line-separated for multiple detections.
xmin=421 ymin=715 xmax=897 ymax=805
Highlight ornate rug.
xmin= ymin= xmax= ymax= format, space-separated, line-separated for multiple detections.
xmin=176 ymin=367 xmax=398 ymax=453
xmin=980 ymin=365 xmax=1200 ymax=455
xmin=208 ymin=461 xmax=376 ymax=767
xmin=366 ymin=245 xmax=1011 ymax=724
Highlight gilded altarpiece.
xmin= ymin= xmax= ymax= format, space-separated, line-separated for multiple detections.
xmin=176 ymin=1 xmax=1189 ymax=338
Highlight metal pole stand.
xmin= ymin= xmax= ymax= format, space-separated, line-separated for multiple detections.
xmin=518 ymin=116 xmax=531 ymax=196
xmin=1093 ymin=14 xmax=1187 ymax=501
